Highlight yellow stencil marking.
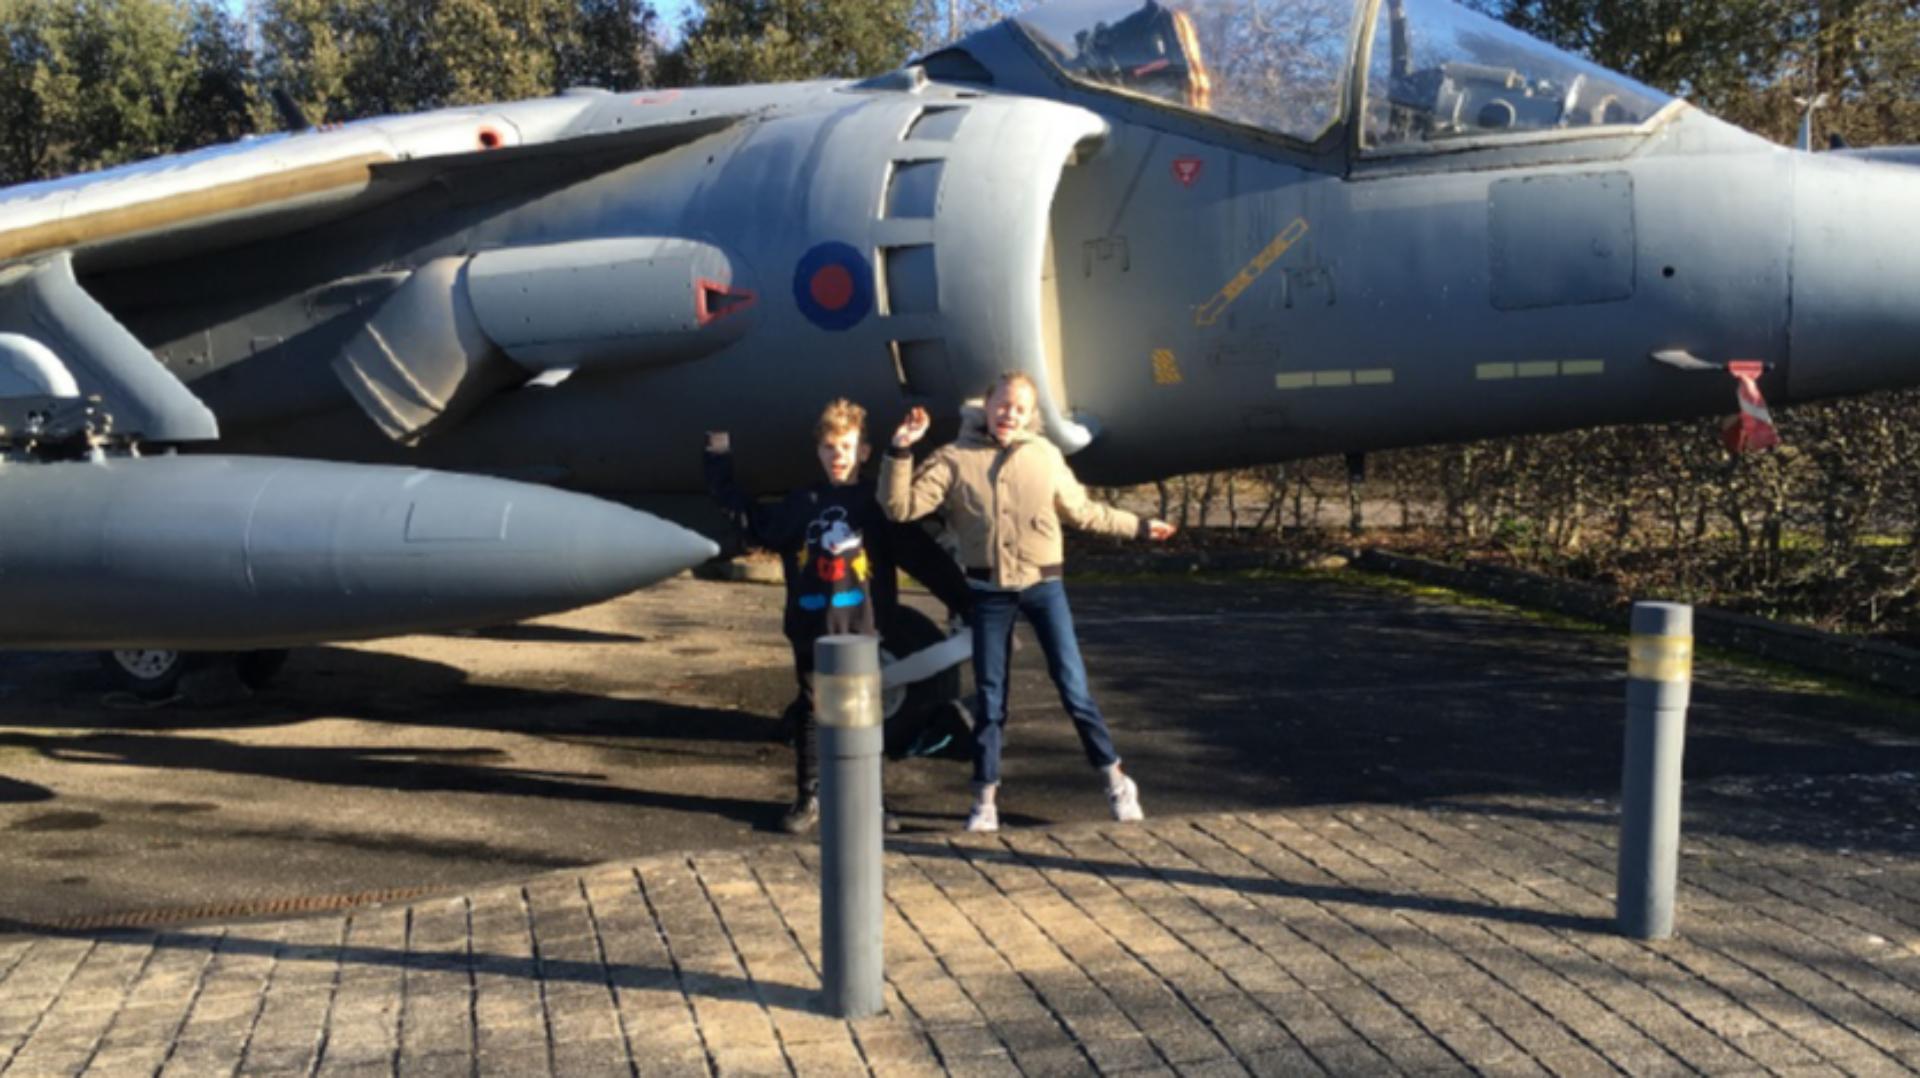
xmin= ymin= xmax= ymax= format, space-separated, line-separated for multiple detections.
xmin=1151 ymin=348 xmax=1184 ymax=385
xmin=1195 ymin=217 xmax=1310 ymax=327
xmin=1477 ymin=360 xmax=1607 ymax=381
xmin=1275 ymin=369 xmax=1396 ymax=391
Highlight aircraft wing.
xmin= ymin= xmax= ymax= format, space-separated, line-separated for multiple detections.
xmin=0 ymin=93 xmax=746 ymax=441
xmin=0 ymin=95 xmax=738 ymax=649
xmin=0 ymin=95 xmax=743 ymax=272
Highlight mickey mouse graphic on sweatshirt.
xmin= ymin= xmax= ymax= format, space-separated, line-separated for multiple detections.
xmin=796 ymin=505 xmax=875 ymax=631
xmin=704 ymin=452 xmax=969 ymax=650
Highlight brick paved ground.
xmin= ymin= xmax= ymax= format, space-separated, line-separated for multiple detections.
xmin=1 ymin=787 xmax=1915 ymax=1077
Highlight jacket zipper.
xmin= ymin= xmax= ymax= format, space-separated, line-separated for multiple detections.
xmin=990 ymin=440 xmax=1024 ymax=588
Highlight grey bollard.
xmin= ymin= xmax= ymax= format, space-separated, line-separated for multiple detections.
xmin=1618 ymin=602 xmax=1693 ymax=939
xmin=814 ymin=634 xmax=885 ymax=1018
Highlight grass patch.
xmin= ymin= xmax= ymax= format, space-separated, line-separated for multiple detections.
xmin=1066 ymin=566 xmax=1323 ymax=587
xmin=1334 ymin=568 xmax=1611 ymax=636
xmin=1690 ymin=643 xmax=1920 ymax=719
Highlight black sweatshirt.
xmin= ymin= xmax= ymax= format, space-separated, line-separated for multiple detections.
xmin=705 ymin=451 xmax=970 ymax=647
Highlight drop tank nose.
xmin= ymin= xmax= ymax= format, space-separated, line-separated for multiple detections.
xmin=1787 ymin=153 xmax=1920 ymax=402
xmin=0 ymin=456 xmax=719 ymax=649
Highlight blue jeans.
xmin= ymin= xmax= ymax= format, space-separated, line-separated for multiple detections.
xmin=969 ymin=578 xmax=1119 ymax=785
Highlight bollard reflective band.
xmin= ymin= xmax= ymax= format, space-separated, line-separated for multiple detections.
xmin=1628 ymin=634 xmax=1693 ymax=682
xmin=815 ymin=671 xmax=881 ymax=728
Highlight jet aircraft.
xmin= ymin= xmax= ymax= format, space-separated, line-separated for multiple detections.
xmin=2 ymin=0 xmax=1916 ymax=691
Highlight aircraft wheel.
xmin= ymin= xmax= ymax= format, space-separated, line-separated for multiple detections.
xmin=880 ymin=606 xmax=968 ymax=760
xmin=236 ymin=649 xmax=291 ymax=690
xmin=100 ymin=649 xmax=291 ymax=699
xmin=99 ymin=649 xmax=187 ymax=699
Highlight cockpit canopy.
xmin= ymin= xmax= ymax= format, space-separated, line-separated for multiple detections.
xmin=1014 ymin=0 xmax=1674 ymax=151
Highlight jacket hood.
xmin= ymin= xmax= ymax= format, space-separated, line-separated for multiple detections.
xmin=957 ymin=399 xmax=1042 ymax=448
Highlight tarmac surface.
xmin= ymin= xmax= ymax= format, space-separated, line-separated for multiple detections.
xmin=2 ymin=570 xmax=1918 ymax=1074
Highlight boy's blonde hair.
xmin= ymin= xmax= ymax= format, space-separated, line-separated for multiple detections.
xmin=815 ymin=398 xmax=867 ymax=443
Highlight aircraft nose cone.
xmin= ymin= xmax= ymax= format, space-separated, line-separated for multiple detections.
xmin=1787 ymin=154 xmax=1920 ymax=401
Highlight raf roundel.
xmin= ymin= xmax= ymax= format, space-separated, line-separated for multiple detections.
xmin=793 ymin=242 xmax=874 ymax=331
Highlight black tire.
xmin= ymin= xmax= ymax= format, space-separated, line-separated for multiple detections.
xmin=881 ymin=606 xmax=969 ymax=760
xmin=98 ymin=649 xmax=188 ymax=700
xmin=235 ymin=649 xmax=291 ymax=690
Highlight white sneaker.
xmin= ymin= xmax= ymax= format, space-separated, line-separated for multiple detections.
xmin=1108 ymin=776 xmax=1144 ymax=822
xmin=965 ymin=801 xmax=999 ymax=833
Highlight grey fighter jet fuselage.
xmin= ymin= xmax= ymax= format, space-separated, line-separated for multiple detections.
xmin=5 ymin=0 xmax=1920 ymax=649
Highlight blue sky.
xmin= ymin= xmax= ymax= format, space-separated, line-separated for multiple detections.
xmin=650 ymin=0 xmax=697 ymax=46
xmin=655 ymin=0 xmax=696 ymax=27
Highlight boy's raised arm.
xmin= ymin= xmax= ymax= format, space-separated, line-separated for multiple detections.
xmin=704 ymin=433 xmax=803 ymax=551
xmin=703 ymin=434 xmax=753 ymax=519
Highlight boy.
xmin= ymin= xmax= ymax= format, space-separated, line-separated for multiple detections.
xmin=705 ymin=399 xmax=969 ymax=833
xmin=881 ymin=372 xmax=1176 ymax=833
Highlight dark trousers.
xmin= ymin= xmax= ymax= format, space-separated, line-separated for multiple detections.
xmin=788 ymin=642 xmax=819 ymax=795
xmin=969 ymin=579 xmax=1119 ymax=786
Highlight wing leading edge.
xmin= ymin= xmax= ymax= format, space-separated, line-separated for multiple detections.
xmin=0 ymin=98 xmax=745 ymax=271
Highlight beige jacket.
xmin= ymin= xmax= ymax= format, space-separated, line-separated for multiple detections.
xmin=879 ymin=406 xmax=1142 ymax=589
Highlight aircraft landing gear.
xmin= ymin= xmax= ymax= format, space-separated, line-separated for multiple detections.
xmin=100 ymin=649 xmax=187 ymax=699
xmin=98 ymin=648 xmax=292 ymax=700
xmin=235 ymin=649 xmax=291 ymax=690
xmin=880 ymin=607 xmax=973 ymax=761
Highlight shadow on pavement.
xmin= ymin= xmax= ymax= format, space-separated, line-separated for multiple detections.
xmin=0 ymin=572 xmax=1912 ymax=926
xmin=0 ymin=646 xmax=780 ymax=744
xmin=891 ymin=837 xmax=1618 ymax=936
xmin=0 ymin=926 xmax=829 ymax=1014
xmin=0 ymin=776 xmax=54 ymax=803
xmin=442 ymin=624 xmax=652 ymax=645
xmin=0 ymin=727 xmax=777 ymax=829
xmin=1053 ymin=577 xmax=1920 ymax=854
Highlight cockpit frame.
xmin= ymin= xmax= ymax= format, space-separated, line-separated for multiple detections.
xmin=1000 ymin=0 xmax=1687 ymax=176
xmin=1346 ymin=0 xmax=1684 ymax=165
xmin=1005 ymin=0 xmax=1367 ymax=166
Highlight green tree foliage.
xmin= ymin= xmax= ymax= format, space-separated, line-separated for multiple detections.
xmin=257 ymin=0 xmax=661 ymax=123
xmin=0 ymin=0 xmax=257 ymax=185
xmin=1492 ymin=0 xmax=1920 ymax=145
xmin=178 ymin=2 xmax=258 ymax=147
xmin=1490 ymin=0 xmax=1794 ymax=107
xmin=1787 ymin=0 xmax=1920 ymax=147
xmin=561 ymin=0 xmax=660 ymax=92
xmin=665 ymin=0 xmax=920 ymax=86
xmin=0 ymin=0 xmax=666 ymax=181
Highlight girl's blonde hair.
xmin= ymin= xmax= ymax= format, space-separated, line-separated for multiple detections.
xmin=990 ymin=370 xmax=1038 ymax=399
